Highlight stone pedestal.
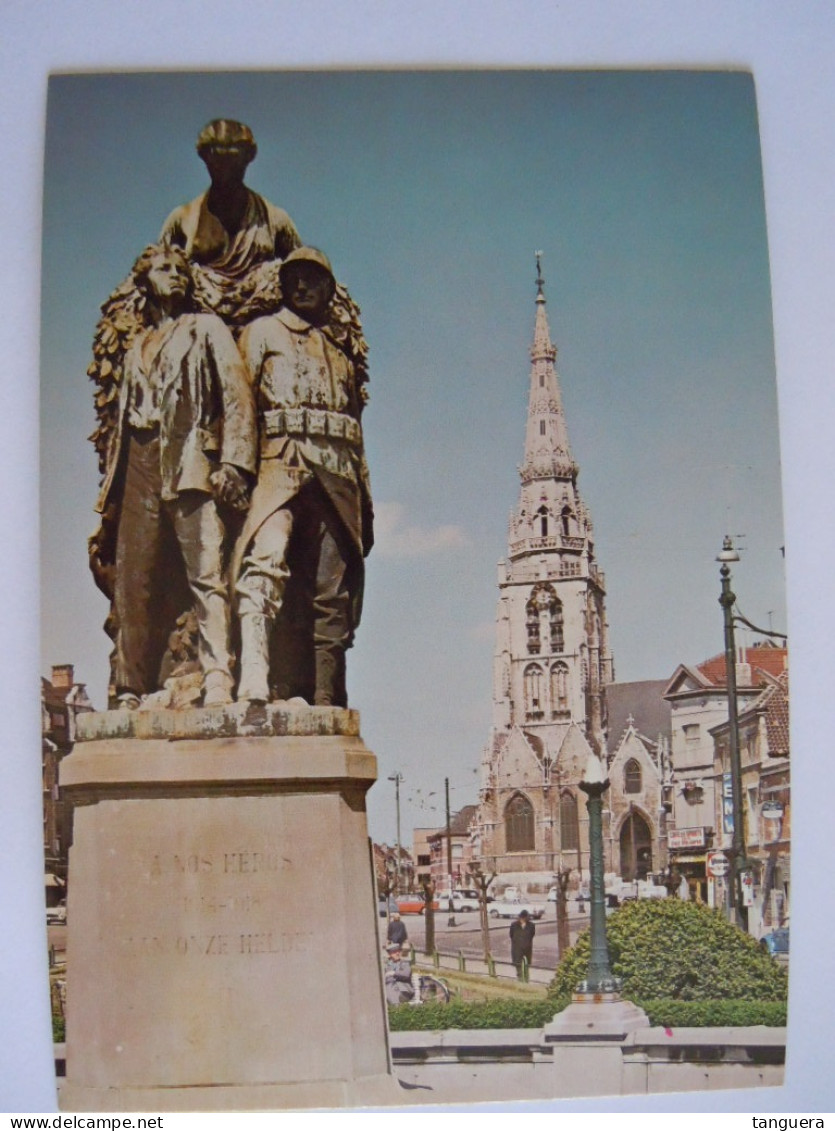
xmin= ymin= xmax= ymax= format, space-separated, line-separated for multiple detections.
xmin=59 ymin=704 xmax=402 ymax=1111
xmin=543 ymin=992 xmax=649 ymax=1099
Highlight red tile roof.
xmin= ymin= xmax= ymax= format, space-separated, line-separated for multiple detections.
xmin=698 ymin=644 xmax=787 ymax=688
xmin=760 ymin=671 xmax=790 ymax=757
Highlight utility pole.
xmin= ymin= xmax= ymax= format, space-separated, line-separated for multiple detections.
xmin=421 ymin=875 xmax=436 ymax=958
xmin=445 ymin=777 xmax=456 ymax=926
xmin=388 ymin=771 xmax=403 ymax=892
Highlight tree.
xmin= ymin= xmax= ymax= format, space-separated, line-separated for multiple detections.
xmin=549 ymin=899 xmax=788 ymax=1002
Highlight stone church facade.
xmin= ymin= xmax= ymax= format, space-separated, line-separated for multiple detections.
xmin=473 ymin=263 xmax=666 ymax=895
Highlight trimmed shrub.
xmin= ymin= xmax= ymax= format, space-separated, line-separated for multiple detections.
xmin=639 ymin=999 xmax=787 ymax=1028
xmin=549 ymin=899 xmax=788 ymax=1002
xmin=387 ymin=995 xmax=786 ymax=1032
xmin=388 ymin=998 xmax=562 ymax=1031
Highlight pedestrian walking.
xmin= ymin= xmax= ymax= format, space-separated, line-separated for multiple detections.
xmin=386 ymin=911 xmax=408 ymax=948
xmin=509 ymin=909 xmax=535 ymax=980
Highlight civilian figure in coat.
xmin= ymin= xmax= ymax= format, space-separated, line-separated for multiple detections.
xmin=90 ymin=244 xmax=256 ymax=709
xmin=386 ymin=912 xmax=408 ymax=949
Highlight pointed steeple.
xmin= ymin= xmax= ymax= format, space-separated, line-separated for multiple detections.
xmin=521 ymin=255 xmax=577 ymax=487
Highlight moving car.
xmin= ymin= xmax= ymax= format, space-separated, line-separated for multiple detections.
xmin=378 ymin=896 xmax=399 ymax=917
xmin=46 ymin=901 xmax=67 ymax=925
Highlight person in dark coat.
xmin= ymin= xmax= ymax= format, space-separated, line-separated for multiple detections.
xmin=386 ymin=912 xmax=408 ymax=948
xmin=509 ymin=909 xmax=535 ymax=979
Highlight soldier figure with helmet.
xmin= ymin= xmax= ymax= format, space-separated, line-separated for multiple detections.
xmin=234 ymin=246 xmax=373 ymax=707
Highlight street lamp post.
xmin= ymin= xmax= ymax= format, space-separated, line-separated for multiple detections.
xmin=388 ymin=771 xmax=403 ymax=893
xmin=577 ymin=753 xmax=620 ymax=994
xmin=717 ymin=537 xmax=748 ymax=931
xmin=545 ymin=751 xmax=648 ymax=1049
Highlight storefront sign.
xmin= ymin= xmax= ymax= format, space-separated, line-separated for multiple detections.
xmin=668 ymin=827 xmax=706 ymax=850
xmin=722 ymin=772 xmax=734 ymax=834
xmin=740 ymin=870 xmax=755 ymax=907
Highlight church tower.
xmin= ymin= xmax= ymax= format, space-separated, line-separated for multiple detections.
xmin=475 ymin=257 xmax=615 ymax=887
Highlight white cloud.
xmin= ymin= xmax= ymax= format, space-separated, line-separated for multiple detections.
xmin=373 ymin=501 xmax=469 ymax=558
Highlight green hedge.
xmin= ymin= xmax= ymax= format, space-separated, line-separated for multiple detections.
xmin=638 ymin=999 xmax=787 ymax=1028
xmin=389 ymin=998 xmax=560 ymax=1031
xmin=388 ymin=996 xmax=786 ymax=1032
xmin=549 ymin=900 xmax=788 ymax=1002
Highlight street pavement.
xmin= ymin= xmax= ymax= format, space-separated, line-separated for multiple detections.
xmin=381 ymin=905 xmax=590 ymax=970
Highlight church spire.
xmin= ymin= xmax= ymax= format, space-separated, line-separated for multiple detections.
xmin=520 ymin=254 xmax=577 ymax=488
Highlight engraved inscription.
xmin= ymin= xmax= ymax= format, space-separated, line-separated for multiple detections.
xmin=119 ymin=931 xmax=313 ymax=958
xmin=144 ymin=848 xmax=291 ymax=880
xmin=181 ymin=893 xmax=262 ymax=914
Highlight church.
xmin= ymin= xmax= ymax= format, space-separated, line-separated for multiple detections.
xmin=472 ymin=260 xmax=669 ymax=896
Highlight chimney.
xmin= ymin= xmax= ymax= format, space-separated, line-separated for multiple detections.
xmin=51 ymin=664 xmax=74 ymax=690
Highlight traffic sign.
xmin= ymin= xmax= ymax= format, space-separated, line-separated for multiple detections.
xmin=706 ymin=851 xmax=729 ymax=878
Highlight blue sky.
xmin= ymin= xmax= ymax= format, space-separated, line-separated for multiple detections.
xmin=40 ymin=70 xmax=785 ymax=843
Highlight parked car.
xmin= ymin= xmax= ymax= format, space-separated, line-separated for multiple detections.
xmin=488 ymin=898 xmax=545 ymax=920
xmin=458 ymin=887 xmax=493 ymax=903
xmin=46 ymin=901 xmax=66 ymax=925
xmin=396 ymin=893 xmax=439 ymax=915
xmin=435 ymin=890 xmax=479 ymax=913
xmin=759 ymin=928 xmax=789 ymax=962
xmin=607 ymin=876 xmax=667 ymax=902
xmin=377 ymin=896 xmax=399 ymax=917
xmin=549 ymin=886 xmax=619 ymax=908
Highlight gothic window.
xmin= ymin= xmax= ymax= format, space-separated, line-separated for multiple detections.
xmin=561 ymin=506 xmax=573 ymax=537
xmin=525 ymin=606 xmax=540 ymax=654
xmin=560 ymin=791 xmax=579 ymax=850
xmin=540 ymin=420 xmax=546 ymax=435
xmin=537 ymin=505 xmax=549 ymax=537
xmin=550 ymin=662 xmax=569 ymax=713
xmin=527 ymin=582 xmax=561 ymax=656
xmin=550 ymin=600 xmax=564 ymax=652
xmin=523 ymin=664 xmax=544 ymax=717
xmin=505 ymin=793 xmax=535 ymax=853
xmin=624 ymin=758 xmax=642 ymax=794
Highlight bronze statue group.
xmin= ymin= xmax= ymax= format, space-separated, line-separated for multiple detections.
xmin=88 ymin=120 xmax=373 ymax=711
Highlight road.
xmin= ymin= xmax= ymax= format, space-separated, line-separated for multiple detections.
xmin=383 ymin=904 xmax=591 ymax=970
